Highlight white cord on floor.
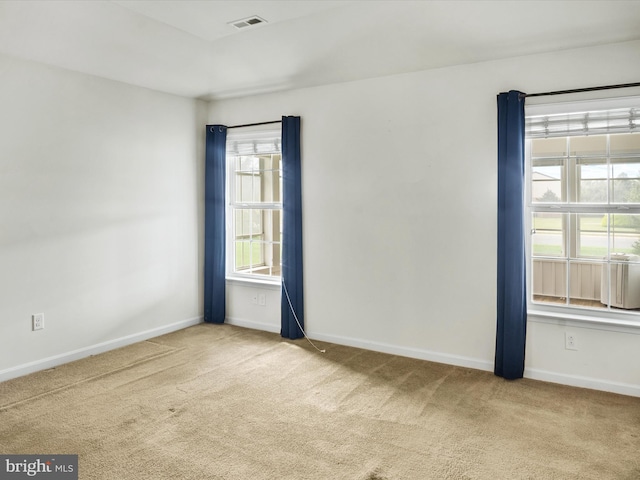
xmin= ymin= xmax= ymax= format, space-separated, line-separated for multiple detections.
xmin=282 ymin=278 xmax=325 ymax=353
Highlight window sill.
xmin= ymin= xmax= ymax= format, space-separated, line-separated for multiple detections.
xmin=226 ymin=276 xmax=281 ymax=290
xmin=528 ymin=307 xmax=640 ymax=335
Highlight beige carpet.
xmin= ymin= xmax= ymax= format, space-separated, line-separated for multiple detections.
xmin=1 ymin=324 xmax=639 ymax=479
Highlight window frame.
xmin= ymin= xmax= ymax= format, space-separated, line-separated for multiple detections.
xmin=225 ymin=129 xmax=283 ymax=286
xmin=525 ymin=96 xmax=640 ymax=328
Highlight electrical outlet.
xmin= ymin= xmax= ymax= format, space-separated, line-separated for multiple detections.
xmin=32 ymin=313 xmax=44 ymax=331
xmin=565 ymin=332 xmax=577 ymax=350
xmin=251 ymin=292 xmax=258 ymax=304
xmin=258 ymin=293 xmax=266 ymax=306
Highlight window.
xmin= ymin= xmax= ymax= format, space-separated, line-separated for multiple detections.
xmin=526 ymin=100 xmax=640 ymax=315
xmin=226 ymin=128 xmax=282 ymax=282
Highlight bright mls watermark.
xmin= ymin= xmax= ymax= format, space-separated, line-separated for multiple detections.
xmin=0 ymin=455 xmax=77 ymax=479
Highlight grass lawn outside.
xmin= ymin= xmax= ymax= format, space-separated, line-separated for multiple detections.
xmin=235 ymin=240 xmax=264 ymax=269
xmin=533 ymin=213 xmax=640 ymax=257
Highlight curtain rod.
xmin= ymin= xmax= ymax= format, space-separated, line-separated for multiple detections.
xmin=227 ymin=120 xmax=281 ymax=129
xmin=521 ymin=82 xmax=640 ymax=99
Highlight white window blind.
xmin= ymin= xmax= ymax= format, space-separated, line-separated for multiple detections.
xmin=526 ymin=107 xmax=638 ymax=138
xmin=226 ymin=129 xmax=281 ymax=155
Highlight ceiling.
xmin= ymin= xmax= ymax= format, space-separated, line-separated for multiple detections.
xmin=0 ymin=0 xmax=639 ymax=100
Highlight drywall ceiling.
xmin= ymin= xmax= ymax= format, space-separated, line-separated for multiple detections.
xmin=0 ymin=0 xmax=639 ymax=100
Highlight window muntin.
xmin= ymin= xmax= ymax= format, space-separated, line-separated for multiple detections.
xmin=227 ymin=144 xmax=282 ymax=281
xmin=528 ymin=129 xmax=640 ymax=314
xmin=532 ymin=212 xmax=565 ymax=257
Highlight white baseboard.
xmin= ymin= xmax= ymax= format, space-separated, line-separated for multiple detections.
xmin=524 ymin=367 xmax=640 ymax=398
xmin=226 ymin=316 xmax=280 ymax=334
xmin=299 ymin=331 xmax=495 ymax=372
xmin=225 ymin=318 xmax=492 ymax=371
xmin=0 ymin=316 xmax=203 ymax=383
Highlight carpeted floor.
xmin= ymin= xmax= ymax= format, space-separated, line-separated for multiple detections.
xmin=1 ymin=323 xmax=639 ymax=479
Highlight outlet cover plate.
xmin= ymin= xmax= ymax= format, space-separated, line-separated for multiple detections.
xmin=565 ymin=333 xmax=577 ymax=350
xmin=32 ymin=313 xmax=44 ymax=331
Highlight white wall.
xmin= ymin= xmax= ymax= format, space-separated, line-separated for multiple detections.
xmin=210 ymin=40 xmax=640 ymax=396
xmin=0 ymin=53 xmax=206 ymax=379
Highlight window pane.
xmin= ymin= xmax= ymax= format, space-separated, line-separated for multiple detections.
xmin=531 ymin=137 xmax=567 ymax=157
xmin=532 ymin=213 xmax=565 ymax=257
xmin=609 ymin=214 xmax=640 ymax=258
xmin=570 ymin=135 xmax=606 ymax=156
xmin=253 ymin=176 xmax=261 ymax=202
xmin=577 ymin=214 xmax=608 ymax=258
xmin=248 ymin=238 xmax=263 ymax=267
xmin=235 ymin=155 xmax=281 ymax=204
xmin=235 ymin=240 xmax=250 ymax=269
xmin=232 ymin=209 xmax=281 ymax=276
xmin=235 ymin=210 xmax=244 ymax=236
xmin=234 ymin=209 xmax=263 ymax=237
xmin=568 ymin=261 xmax=605 ymax=309
xmin=251 ymin=242 xmax=282 ymax=278
xmin=234 ymin=239 xmax=264 ymax=270
xmin=532 ymin=258 xmax=567 ymax=302
xmin=237 ymin=156 xmax=259 ymax=172
xmin=577 ymin=160 xmax=607 ymax=203
xmin=611 ymin=160 xmax=640 ymax=203
xmin=610 ymin=133 xmax=640 ymax=155
xmin=532 ymin=164 xmax=563 ymax=203
xmin=250 ymin=209 xmax=263 ymax=235
xmin=262 ymin=210 xmax=280 ymax=244
xmin=235 ymin=174 xmax=261 ymax=203
xmin=262 ymin=164 xmax=280 ymax=203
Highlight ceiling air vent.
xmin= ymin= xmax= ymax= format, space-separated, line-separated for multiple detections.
xmin=229 ymin=16 xmax=267 ymax=30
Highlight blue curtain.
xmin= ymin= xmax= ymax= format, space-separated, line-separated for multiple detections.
xmin=204 ymin=125 xmax=227 ymax=324
xmin=281 ymin=116 xmax=304 ymax=339
xmin=496 ymin=91 xmax=527 ymax=380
